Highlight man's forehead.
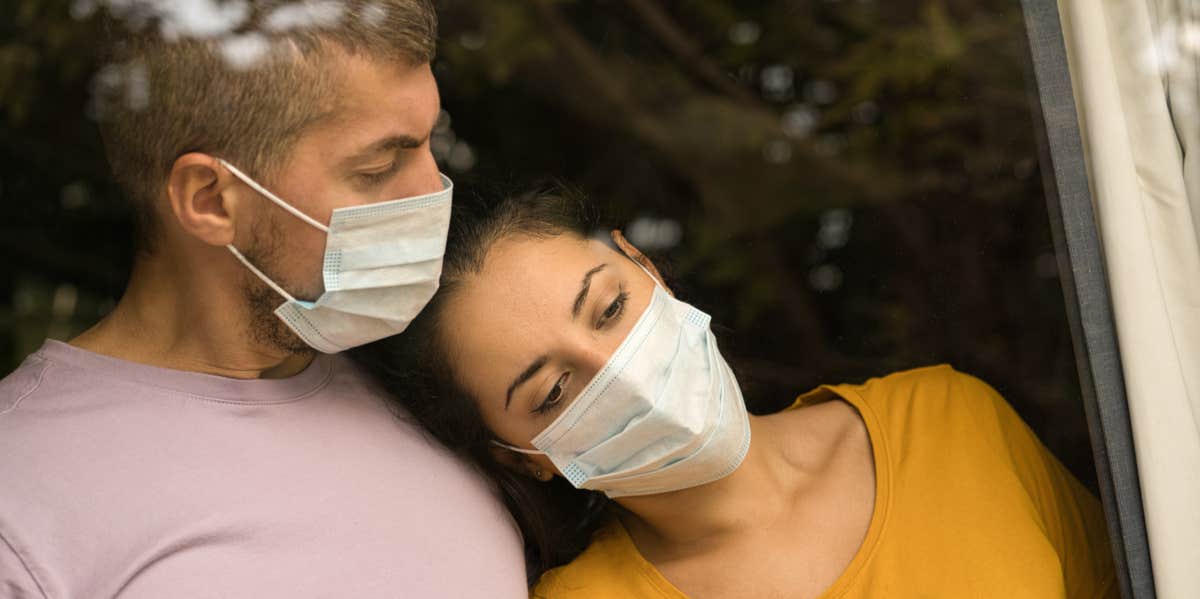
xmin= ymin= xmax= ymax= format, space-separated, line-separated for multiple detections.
xmin=331 ymin=55 xmax=438 ymax=113
xmin=302 ymin=65 xmax=439 ymax=160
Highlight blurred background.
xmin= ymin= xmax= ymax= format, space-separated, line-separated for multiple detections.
xmin=0 ymin=0 xmax=1094 ymax=488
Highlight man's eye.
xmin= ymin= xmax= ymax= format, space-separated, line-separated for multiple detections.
xmin=598 ymin=290 xmax=629 ymax=328
xmin=357 ymin=163 xmax=397 ymax=184
xmin=533 ymin=372 xmax=569 ymax=415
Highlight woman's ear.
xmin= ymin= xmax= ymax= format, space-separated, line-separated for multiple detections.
xmin=611 ymin=229 xmax=674 ymax=296
xmin=489 ymin=445 xmax=554 ymax=482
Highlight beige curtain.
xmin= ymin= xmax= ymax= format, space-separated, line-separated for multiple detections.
xmin=1057 ymin=0 xmax=1200 ymax=597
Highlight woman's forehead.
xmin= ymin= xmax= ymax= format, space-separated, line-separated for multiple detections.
xmin=478 ymin=235 xmax=616 ymax=293
xmin=439 ymin=234 xmax=619 ymax=398
xmin=445 ymin=236 xmax=615 ymax=344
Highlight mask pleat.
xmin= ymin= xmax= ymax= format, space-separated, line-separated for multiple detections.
xmin=331 ymin=238 xmax=447 ymax=271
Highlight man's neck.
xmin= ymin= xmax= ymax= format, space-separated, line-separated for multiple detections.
xmin=70 ymin=253 xmax=315 ymax=380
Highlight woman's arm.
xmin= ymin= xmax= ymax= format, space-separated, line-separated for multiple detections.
xmin=959 ymin=372 xmax=1119 ymax=599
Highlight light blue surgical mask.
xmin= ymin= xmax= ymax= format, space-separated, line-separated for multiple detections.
xmin=497 ymin=266 xmax=752 ymax=498
xmin=219 ymin=159 xmax=453 ymax=354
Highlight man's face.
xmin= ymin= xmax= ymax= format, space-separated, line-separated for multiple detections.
xmin=237 ymin=53 xmax=442 ymax=352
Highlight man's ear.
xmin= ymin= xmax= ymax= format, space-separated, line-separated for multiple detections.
xmin=611 ymin=229 xmax=674 ymax=296
xmin=489 ymin=444 xmax=553 ymax=482
xmin=165 ymin=152 xmax=242 ymax=247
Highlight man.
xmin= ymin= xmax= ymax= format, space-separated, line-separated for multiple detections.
xmin=0 ymin=1 xmax=526 ymax=596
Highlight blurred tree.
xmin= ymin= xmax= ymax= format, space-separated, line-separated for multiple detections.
xmin=0 ymin=0 xmax=1092 ymax=486
xmin=432 ymin=0 xmax=1087 ymax=483
xmin=0 ymin=0 xmax=130 ymax=372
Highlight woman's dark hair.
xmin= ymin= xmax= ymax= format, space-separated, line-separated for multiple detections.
xmin=349 ymin=186 xmax=613 ymax=584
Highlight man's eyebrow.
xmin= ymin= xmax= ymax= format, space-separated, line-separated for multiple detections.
xmin=572 ymin=264 xmax=608 ymax=320
xmin=506 ymin=355 xmax=549 ymax=411
xmin=339 ymin=134 xmax=426 ymax=168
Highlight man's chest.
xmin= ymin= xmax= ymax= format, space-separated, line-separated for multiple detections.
xmin=5 ymin=408 xmax=526 ymax=598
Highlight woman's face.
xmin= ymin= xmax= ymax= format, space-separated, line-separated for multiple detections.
xmin=440 ymin=233 xmax=659 ymax=474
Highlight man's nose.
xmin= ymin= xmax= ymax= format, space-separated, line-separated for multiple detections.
xmin=411 ymin=148 xmax=443 ymax=195
xmin=385 ymin=148 xmax=442 ymax=200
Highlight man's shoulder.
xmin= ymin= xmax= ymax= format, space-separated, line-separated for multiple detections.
xmin=0 ymin=352 xmax=54 ymax=417
xmin=0 ymin=347 xmax=124 ymax=484
xmin=0 ymin=344 xmax=144 ymax=426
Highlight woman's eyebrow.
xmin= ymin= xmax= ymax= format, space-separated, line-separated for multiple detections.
xmin=571 ymin=264 xmax=608 ymax=320
xmin=503 ymin=263 xmax=608 ymax=410
xmin=506 ymin=355 xmax=548 ymax=410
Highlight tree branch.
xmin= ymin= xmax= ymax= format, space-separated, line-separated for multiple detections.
xmin=619 ymin=0 xmax=761 ymax=105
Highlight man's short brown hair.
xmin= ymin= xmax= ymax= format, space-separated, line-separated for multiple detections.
xmin=95 ymin=0 xmax=438 ymax=253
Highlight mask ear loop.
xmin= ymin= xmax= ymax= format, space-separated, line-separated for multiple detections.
xmin=490 ymin=439 xmax=546 ymax=455
xmin=217 ymin=158 xmax=330 ymax=233
xmin=218 ymin=158 xmax=330 ymax=303
xmin=226 ymin=245 xmax=300 ymax=304
xmin=611 ymin=229 xmax=673 ymax=295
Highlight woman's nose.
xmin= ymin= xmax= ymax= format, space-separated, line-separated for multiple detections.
xmin=566 ymin=339 xmax=614 ymax=375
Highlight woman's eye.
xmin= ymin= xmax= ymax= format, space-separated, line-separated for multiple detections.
xmin=533 ymin=372 xmax=570 ymax=415
xmin=598 ymin=290 xmax=629 ymax=328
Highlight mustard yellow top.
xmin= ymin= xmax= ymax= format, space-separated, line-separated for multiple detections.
xmin=532 ymin=365 xmax=1117 ymax=598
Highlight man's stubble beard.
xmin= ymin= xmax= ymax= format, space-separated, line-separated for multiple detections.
xmin=240 ymin=213 xmax=317 ymax=355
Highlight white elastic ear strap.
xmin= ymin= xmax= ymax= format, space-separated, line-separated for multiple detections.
xmin=217 ymin=159 xmax=330 ymax=233
xmin=226 ymin=245 xmax=299 ymax=304
xmin=490 ymin=439 xmax=545 ymax=455
xmin=623 ymin=247 xmax=665 ymax=291
xmin=633 ymin=260 xmax=659 ymax=288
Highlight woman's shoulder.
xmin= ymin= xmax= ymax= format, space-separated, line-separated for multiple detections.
xmin=532 ymin=519 xmax=684 ymax=599
xmin=793 ymin=364 xmax=1001 ymax=413
xmin=790 ymin=364 xmax=1018 ymax=449
xmin=840 ymin=363 xmax=993 ymax=398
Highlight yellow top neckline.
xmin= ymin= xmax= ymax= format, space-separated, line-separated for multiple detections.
xmin=598 ymin=383 xmax=893 ymax=598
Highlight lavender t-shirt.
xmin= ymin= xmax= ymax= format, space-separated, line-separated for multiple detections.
xmin=0 ymin=341 xmax=526 ymax=598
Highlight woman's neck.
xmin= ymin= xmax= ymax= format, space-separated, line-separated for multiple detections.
xmin=612 ymin=412 xmax=832 ymax=561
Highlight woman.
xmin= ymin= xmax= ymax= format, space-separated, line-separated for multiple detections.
xmin=351 ymin=191 xmax=1117 ymax=598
